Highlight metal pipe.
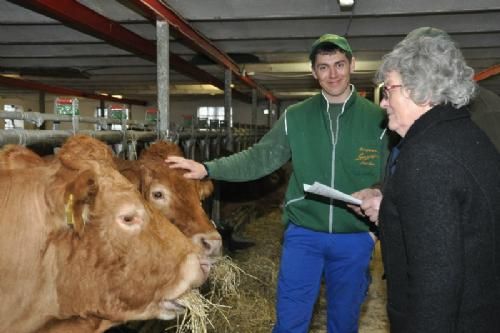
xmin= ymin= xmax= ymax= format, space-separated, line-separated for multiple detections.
xmin=0 ymin=130 xmax=156 ymax=146
xmin=224 ymin=68 xmax=233 ymax=152
xmin=0 ymin=127 xmax=266 ymax=151
xmin=157 ymin=19 xmax=170 ymax=140
xmin=252 ymin=89 xmax=258 ymax=143
xmin=0 ymin=111 xmax=156 ymax=129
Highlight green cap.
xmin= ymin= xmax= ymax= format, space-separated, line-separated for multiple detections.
xmin=309 ymin=34 xmax=352 ymax=61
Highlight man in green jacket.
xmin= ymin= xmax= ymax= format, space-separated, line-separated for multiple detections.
xmin=167 ymin=34 xmax=389 ymax=333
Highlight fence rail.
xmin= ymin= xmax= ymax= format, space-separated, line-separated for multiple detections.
xmin=0 ymin=110 xmax=269 ymax=160
xmin=0 ymin=111 xmax=269 ymax=233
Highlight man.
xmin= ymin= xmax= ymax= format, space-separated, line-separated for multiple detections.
xmin=167 ymin=34 xmax=389 ymax=333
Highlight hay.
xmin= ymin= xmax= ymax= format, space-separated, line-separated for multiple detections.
xmin=165 ymin=256 xmax=248 ymax=333
xmin=169 ymin=176 xmax=288 ymax=333
xmin=203 ymin=209 xmax=284 ymax=333
xmin=167 ymin=289 xmax=229 ymax=333
xmin=162 ymin=248 xmax=278 ymax=333
xmin=207 ymin=255 xmax=244 ymax=300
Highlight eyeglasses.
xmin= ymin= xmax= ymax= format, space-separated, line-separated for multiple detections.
xmin=381 ymin=84 xmax=403 ymax=100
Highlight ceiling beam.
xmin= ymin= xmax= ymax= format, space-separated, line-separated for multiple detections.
xmin=7 ymin=0 xmax=156 ymax=62
xmin=131 ymin=0 xmax=277 ymax=103
xmin=6 ymin=0 xmax=250 ymax=103
xmin=0 ymin=75 xmax=147 ymax=106
xmin=474 ymin=64 xmax=500 ymax=82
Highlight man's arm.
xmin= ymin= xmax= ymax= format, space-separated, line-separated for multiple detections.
xmin=166 ymin=113 xmax=291 ymax=181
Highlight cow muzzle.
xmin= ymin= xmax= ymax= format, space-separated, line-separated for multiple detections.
xmin=191 ymin=230 xmax=223 ymax=258
xmin=158 ymin=299 xmax=187 ymax=320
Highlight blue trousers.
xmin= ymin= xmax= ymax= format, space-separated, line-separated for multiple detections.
xmin=272 ymin=223 xmax=374 ymax=333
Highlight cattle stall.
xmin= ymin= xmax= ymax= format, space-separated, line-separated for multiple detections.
xmin=0 ymin=109 xmax=266 ymax=159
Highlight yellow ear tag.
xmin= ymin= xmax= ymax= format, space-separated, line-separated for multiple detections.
xmin=65 ymin=194 xmax=75 ymax=226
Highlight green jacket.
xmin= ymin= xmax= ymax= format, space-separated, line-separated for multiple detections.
xmin=206 ymin=86 xmax=389 ymax=233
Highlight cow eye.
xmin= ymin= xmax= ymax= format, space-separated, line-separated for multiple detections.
xmin=123 ymin=215 xmax=134 ymax=223
xmin=116 ymin=208 xmax=145 ymax=231
xmin=152 ymin=191 xmax=164 ymax=199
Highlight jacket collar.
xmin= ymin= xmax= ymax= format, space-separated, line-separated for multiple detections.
xmin=400 ymin=103 xmax=470 ymax=148
xmin=319 ymin=84 xmax=357 ymax=109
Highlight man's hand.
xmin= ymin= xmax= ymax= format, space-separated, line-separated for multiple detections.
xmin=165 ymin=156 xmax=207 ymax=179
xmin=350 ymin=188 xmax=383 ymax=225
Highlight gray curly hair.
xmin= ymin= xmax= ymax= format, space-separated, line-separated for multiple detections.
xmin=375 ymin=27 xmax=477 ymax=108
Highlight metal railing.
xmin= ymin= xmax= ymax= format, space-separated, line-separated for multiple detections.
xmin=0 ymin=110 xmax=268 ymax=160
xmin=0 ymin=110 xmax=270 ymax=236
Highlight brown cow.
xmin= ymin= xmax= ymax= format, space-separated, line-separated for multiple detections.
xmin=117 ymin=141 xmax=222 ymax=257
xmin=0 ymin=143 xmax=45 ymax=168
xmin=0 ymin=136 xmax=210 ymax=333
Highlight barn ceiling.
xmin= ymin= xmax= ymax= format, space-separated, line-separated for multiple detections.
xmin=0 ymin=0 xmax=499 ymax=106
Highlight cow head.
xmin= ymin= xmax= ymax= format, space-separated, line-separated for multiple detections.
xmin=0 ymin=136 xmax=211 ymax=332
xmin=118 ymin=141 xmax=222 ymax=258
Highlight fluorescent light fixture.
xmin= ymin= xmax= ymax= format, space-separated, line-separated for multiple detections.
xmin=339 ymin=0 xmax=354 ymax=7
xmin=1 ymin=73 xmax=21 ymax=78
xmin=170 ymin=84 xmax=224 ymax=95
xmin=242 ymin=60 xmax=381 ymax=74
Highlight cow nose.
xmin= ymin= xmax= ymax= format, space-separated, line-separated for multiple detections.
xmin=182 ymin=253 xmax=210 ymax=289
xmin=191 ymin=231 xmax=223 ymax=257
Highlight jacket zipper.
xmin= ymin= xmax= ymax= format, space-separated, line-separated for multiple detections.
xmin=323 ymin=85 xmax=354 ymax=233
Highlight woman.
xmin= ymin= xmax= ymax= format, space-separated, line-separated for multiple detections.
xmin=375 ymin=27 xmax=500 ymax=333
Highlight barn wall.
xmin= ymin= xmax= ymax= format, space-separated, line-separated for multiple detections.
xmin=0 ymin=93 xmax=272 ymax=130
xmin=169 ymin=95 xmax=271 ymax=126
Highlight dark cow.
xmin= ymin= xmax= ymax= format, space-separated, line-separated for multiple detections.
xmin=117 ymin=141 xmax=222 ymax=257
xmin=0 ymin=136 xmax=210 ymax=333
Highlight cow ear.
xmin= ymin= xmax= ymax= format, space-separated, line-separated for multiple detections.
xmin=58 ymin=135 xmax=115 ymax=171
xmin=65 ymin=169 xmax=98 ymax=237
xmin=197 ymin=179 xmax=214 ymax=200
xmin=139 ymin=140 xmax=183 ymax=160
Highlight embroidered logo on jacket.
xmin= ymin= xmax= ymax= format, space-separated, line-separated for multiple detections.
xmin=355 ymin=147 xmax=378 ymax=166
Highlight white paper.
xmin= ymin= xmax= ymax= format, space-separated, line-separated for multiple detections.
xmin=304 ymin=182 xmax=362 ymax=206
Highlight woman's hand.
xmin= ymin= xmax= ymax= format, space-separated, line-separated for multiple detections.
xmin=350 ymin=188 xmax=383 ymax=225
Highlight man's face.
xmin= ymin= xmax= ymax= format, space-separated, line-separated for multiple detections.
xmin=312 ymin=51 xmax=355 ymax=103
